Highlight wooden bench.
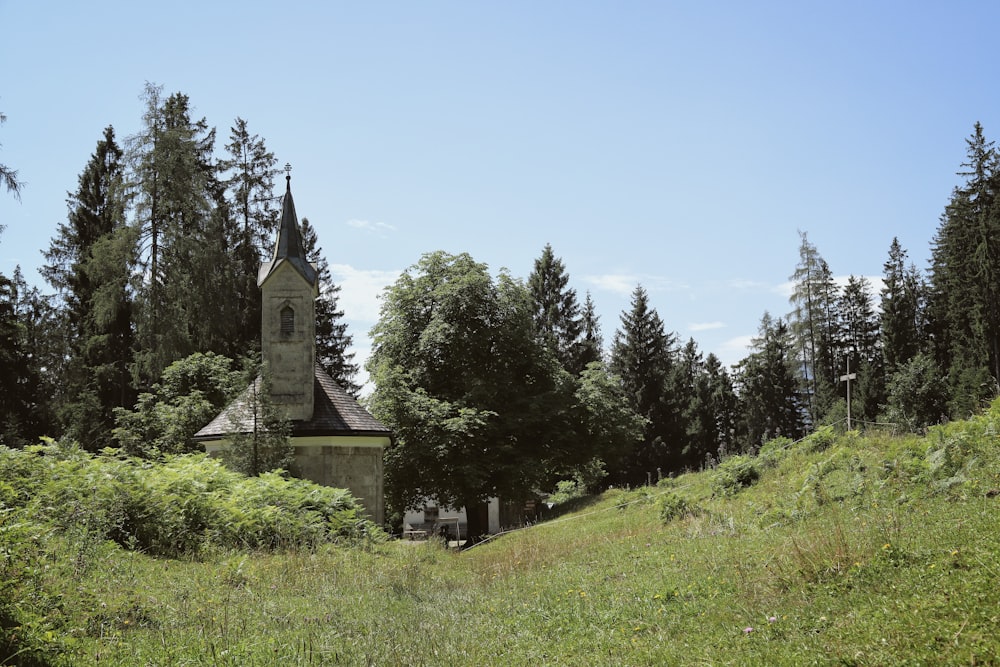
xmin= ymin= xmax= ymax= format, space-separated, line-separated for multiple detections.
xmin=403 ymin=523 xmax=429 ymax=540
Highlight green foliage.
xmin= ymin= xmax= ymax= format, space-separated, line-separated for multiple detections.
xmin=657 ymin=491 xmax=697 ymax=523
xmin=369 ymin=251 xmax=592 ymax=538
xmin=547 ymin=480 xmax=585 ymax=506
xmin=113 ymin=352 xmax=245 ymax=457
xmin=608 ymin=285 xmax=682 ymax=482
xmin=3 ymin=404 xmax=1000 ymax=664
xmin=758 ymin=435 xmax=794 ymax=469
xmin=222 ymin=372 xmax=292 ymax=477
xmin=528 ymin=243 xmax=585 ymax=374
xmin=712 ymin=454 xmax=760 ymax=496
xmin=733 ymin=312 xmax=805 ymax=449
xmin=802 ymin=424 xmax=837 ymax=453
xmin=0 ymin=441 xmax=379 ymax=558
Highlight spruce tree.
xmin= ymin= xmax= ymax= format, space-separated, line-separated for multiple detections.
xmin=836 ymin=276 xmax=883 ymax=424
xmin=41 ymin=126 xmax=135 ymax=448
xmin=733 ymin=313 xmax=804 ymax=449
xmin=578 ymin=291 xmax=604 ymax=368
xmin=528 ymin=244 xmax=585 ymax=374
xmin=608 ymin=285 xmax=680 ymax=483
xmin=0 ymin=110 xmax=23 ymax=200
xmin=928 ymin=122 xmax=1000 ymax=416
xmin=880 ymin=238 xmax=925 ymax=374
xmin=300 ymin=218 xmax=360 ymax=394
xmin=219 ymin=118 xmax=280 ymax=350
xmin=127 ymin=84 xmax=221 ymax=386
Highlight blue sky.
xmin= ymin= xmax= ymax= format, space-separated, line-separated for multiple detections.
xmin=2 ymin=1 xmax=998 ymax=382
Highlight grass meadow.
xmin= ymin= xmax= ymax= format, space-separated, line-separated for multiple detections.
xmin=4 ymin=407 xmax=1000 ymax=665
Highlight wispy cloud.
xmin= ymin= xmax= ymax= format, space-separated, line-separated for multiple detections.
xmin=346 ymin=219 xmax=397 ymax=237
xmin=727 ymin=278 xmax=769 ymax=290
xmin=584 ymin=273 xmax=689 ymax=296
xmin=689 ymin=321 xmax=726 ymax=332
xmin=717 ymin=335 xmax=755 ymax=367
xmin=329 ymin=264 xmax=401 ymax=324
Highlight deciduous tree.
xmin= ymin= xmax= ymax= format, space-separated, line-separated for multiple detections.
xmin=368 ymin=251 xmax=578 ymax=540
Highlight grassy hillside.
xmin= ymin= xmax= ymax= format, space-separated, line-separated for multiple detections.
xmin=4 ymin=403 xmax=1000 ymax=665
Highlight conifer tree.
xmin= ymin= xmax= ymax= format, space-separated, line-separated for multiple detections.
xmin=733 ymin=312 xmax=804 ymax=449
xmin=41 ymin=127 xmax=135 ymax=448
xmin=928 ymin=122 xmax=1000 ymax=416
xmin=608 ymin=285 xmax=680 ymax=483
xmin=219 ymin=118 xmax=280 ymax=350
xmin=578 ymin=291 xmax=604 ymax=368
xmin=528 ymin=244 xmax=585 ymax=374
xmin=880 ymin=238 xmax=925 ymax=375
xmin=836 ymin=275 xmax=883 ymax=423
xmin=787 ymin=232 xmax=840 ymax=426
xmin=224 ymin=370 xmax=293 ymax=477
xmin=0 ymin=110 xmax=23 ymax=200
xmin=300 ymin=218 xmax=360 ymax=395
xmin=127 ymin=84 xmax=221 ymax=386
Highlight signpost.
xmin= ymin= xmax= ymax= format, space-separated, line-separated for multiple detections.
xmin=840 ymin=358 xmax=857 ymax=430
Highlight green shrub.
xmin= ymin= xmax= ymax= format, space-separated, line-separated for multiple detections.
xmin=657 ymin=491 xmax=697 ymax=523
xmin=0 ymin=441 xmax=382 ymax=558
xmin=803 ymin=425 xmax=837 ymax=453
xmin=758 ymin=436 xmax=794 ymax=469
xmin=712 ymin=455 xmax=760 ymax=496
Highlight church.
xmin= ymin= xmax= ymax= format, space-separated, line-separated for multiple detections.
xmin=194 ymin=173 xmax=392 ymax=524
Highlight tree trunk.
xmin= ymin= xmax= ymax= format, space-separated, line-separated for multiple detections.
xmin=462 ymin=499 xmax=489 ymax=547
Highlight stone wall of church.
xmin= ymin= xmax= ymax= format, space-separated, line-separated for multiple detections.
xmin=293 ymin=445 xmax=385 ymax=524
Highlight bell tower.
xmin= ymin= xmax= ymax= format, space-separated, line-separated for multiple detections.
xmin=257 ymin=167 xmax=318 ymax=421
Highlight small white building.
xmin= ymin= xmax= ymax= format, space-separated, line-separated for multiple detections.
xmin=402 ymin=499 xmax=502 ymax=539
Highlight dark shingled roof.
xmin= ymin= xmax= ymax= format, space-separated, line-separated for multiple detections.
xmin=194 ymin=365 xmax=391 ymax=441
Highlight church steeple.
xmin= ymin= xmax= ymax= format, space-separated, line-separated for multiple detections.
xmin=258 ymin=166 xmax=318 ymax=422
xmin=258 ymin=167 xmax=318 ymax=287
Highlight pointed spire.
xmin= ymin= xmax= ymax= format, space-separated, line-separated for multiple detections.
xmin=259 ymin=166 xmax=317 ymax=286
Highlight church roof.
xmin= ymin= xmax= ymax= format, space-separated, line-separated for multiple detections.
xmin=193 ymin=365 xmax=392 ymax=441
xmin=258 ymin=174 xmax=318 ymax=287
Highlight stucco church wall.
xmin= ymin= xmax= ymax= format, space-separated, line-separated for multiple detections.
xmin=293 ymin=444 xmax=385 ymax=524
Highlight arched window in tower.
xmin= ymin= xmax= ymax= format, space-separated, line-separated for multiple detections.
xmin=280 ymin=305 xmax=295 ymax=335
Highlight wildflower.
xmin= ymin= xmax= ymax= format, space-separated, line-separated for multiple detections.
xmin=579 ymin=591 xmax=587 ymax=598
xmin=768 ymin=616 xmax=777 ymax=623
xmin=653 ymin=594 xmax=663 ymax=600
xmin=744 ymin=627 xmax=753 ymax=635
xmin=882 ymin=543 xmax=891 ymax=550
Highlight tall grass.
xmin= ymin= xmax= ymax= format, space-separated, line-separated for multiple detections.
xmin=4 ymin=400 xmax=1000 ymax=664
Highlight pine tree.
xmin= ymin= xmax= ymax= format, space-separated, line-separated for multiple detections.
xmin=733 ymin=312 xmax=804 ymax=449
xmin=300 ymin=218 xmax=360 ymax=394
xmin=219 ymin=118 xmax=280 ymax=350
xmin=127 ymin=84 xmax=220 ymax=386
xmin=41 ymin=126 xmax=135 ymax=448
xmin=608 ymin=285 xmax=680 ymax=483
xmin=578 ymin=291 xmax=604 ymax=368
xmin=928 ymin=122 xmax=1000 ymax=416
xmin=528 ymin=244 xmax=585 ymax=374
xmin=0 ymin=110 xmax=23 ymax=200
xmin=787 ymin=232 xmax=839 ymax=425
xmin=835 ymin=275 xmax=883 ymax=423
xmin=880 ymin=238 xmax=925 ymax=374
